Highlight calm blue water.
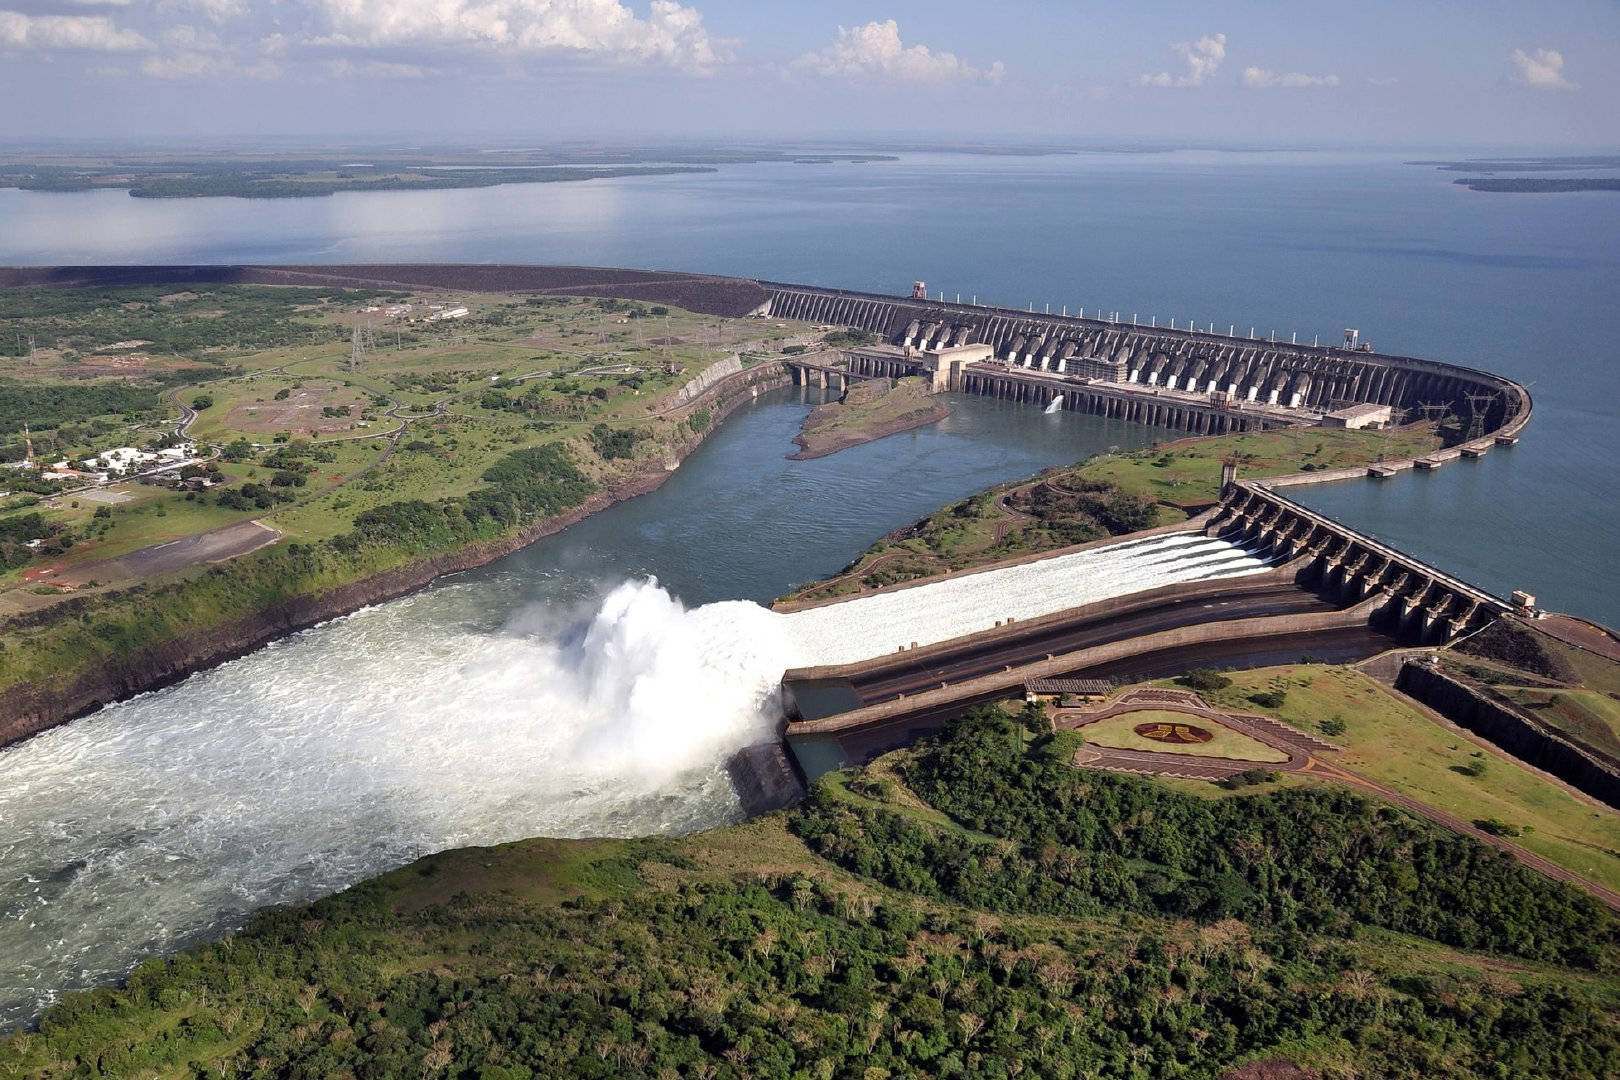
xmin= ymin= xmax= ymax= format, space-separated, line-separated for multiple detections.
xmin=1 ymin=149 xmax=1616 ymax=622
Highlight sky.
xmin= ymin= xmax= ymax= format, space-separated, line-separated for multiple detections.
xmin=2 ymin=0 xmax=1616 ymax=147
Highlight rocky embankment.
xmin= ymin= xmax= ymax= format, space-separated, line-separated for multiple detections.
xmin=789 ymin=377 xmax=950 ymax=460
xmin=0 ymin=362 xmax=790 ymax=749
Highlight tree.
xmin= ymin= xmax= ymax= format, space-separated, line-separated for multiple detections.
xmin=191 ymin=394 xmax=214 ymax=411
xmin=1180 ymin=668 xmax=1232 ymax=691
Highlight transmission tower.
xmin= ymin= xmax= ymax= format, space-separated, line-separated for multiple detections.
xmin=1462 ymin=391 xmax=1498 ymax=442
xmin=349 ymin=323 xmax=375 ymax=373
xmin=1415 ymin=402 xmax=1450 ymax=426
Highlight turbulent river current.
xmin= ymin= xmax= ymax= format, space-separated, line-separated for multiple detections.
xmin=0 ymin=388 xmax=1251 ymax=1026
xmin=1 ymin=535 xmax=1266 ymax=1025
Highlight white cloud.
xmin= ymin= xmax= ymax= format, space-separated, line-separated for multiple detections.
xmin=140 ymin=49 xmax=219 ymax=76
xmin=161 ymin=23 xmax=221 ymax=50
xmin=294 ymin=0 xmax=730 ymax=73
xmin=140 ymin=47 xmax=279 ymax=78
xmin=324 ymin=56 xmax=434 ymax=78
xmin=1242 ymin=66 xmax=1338 ymax=89
xmin=1509 ymin=47 xmax=1572 ymax=89
xmin=0 ymin=10 xmax=150 ymax=50
xmin=156 ymin=0 xmax=249 ymax=23
xmin=791 ymin=19 xmax=1003 ymax=85
xmin=1137 ymin=31 xmax=1225 ymax=88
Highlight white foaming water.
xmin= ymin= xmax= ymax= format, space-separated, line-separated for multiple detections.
xmin=782 ymin=533 xmax=1272 ymax=664
xmin=0 ymin=532 xmax=1266 ymax=1026
xmin=0 ymin=579 xmax=794 ymax=1025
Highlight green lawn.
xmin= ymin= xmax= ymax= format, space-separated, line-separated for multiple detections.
xmin=1194 ymin=665 xmax=1620 ymax=893
xmin=1075 ymin=424 xmax=1443 ymax=509
xmin=1076 ymin=707 xmax=1291 ymax=762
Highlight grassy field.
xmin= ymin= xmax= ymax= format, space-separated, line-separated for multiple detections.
xmin=1187 ymin=664 xmax=1620 ymax=894
xmin=1076 ymin=707 xmax=1291 ymax=762
xmin=1075 ymin=424 xmax=1443 ymax=511
xmin=1499 ymin=686 xmax=1620 ymax=759
xmin=0 ymin=283 xmax=814 ymax=685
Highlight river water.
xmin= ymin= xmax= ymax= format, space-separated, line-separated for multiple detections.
xmin=2 ymin=147 xmax=1618 ymax=1027
xmin=0 ymin=390 xmax=1174 ymax=1027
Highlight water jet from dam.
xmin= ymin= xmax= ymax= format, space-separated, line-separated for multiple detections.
xmin=0 ymin=533 xmax=1266 ymax=1027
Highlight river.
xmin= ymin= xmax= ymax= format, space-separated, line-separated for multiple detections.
xmin=0 ymin=389 xmax=1172 ymax=1028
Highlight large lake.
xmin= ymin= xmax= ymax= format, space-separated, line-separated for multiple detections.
xmin=3 ymin=148 xmax=1614 ymax=623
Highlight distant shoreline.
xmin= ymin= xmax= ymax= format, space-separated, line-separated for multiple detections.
xmin=1453 ymin=177 xmax=1620 ymax=193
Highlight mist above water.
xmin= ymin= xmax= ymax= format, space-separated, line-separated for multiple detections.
xmin=0 ymin=578 xmax=788 ymax=1026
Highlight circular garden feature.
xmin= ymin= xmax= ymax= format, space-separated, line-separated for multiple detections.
xmin=1133 ymin=720 xmax=1215 ymax=745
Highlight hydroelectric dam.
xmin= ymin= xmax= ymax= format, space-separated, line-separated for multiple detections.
xmin=0 ymin=264 xmax=1562 ymax=1023
xmin=739 ymin=277 xmax=1535 ymax=788
xmin=766 ymin=280 xmax=1531 ymax=445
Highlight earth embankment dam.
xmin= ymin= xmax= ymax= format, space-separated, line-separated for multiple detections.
xmin=1 ymin=263 xmax=1530 ymax=445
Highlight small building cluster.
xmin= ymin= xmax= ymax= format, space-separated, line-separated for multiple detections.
xmin=5 ymin=441 xmax=203 ymax=485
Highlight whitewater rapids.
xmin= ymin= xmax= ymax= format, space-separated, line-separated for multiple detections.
xmin=0 ymin=531 xmax=1268 ymax=1026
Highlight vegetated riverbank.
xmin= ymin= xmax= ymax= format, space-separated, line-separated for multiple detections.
xmin=5 ymin=707 xmax=1615 ymax=1075
xmin=788 ymin=376 xmax=950 ymax=460
xmin=0 ymin=360 xmax=791 ymax=750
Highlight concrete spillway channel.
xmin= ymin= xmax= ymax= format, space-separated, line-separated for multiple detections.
xmin=770 ymin=530 xmax=1393 ymax=778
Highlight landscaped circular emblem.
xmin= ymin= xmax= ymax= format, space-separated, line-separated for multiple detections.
xmin=1133 ymin=721 xmax=1214 ymax=744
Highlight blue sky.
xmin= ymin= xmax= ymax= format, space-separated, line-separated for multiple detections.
xmin=2 ymin=0 xmax=1615 ymax=146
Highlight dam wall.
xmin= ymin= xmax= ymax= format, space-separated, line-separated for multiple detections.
xmin=0 ymin=264 xmax=774 ymax=319
xmin=1209 ymin=481 xmax=1513 ymax=644
xmin=1395 ymin=661 xmax=1620 ymax=810
xmin=763 ymin=282 xmax=1531 ymax=438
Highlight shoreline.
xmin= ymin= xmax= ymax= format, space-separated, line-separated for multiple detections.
xmin=787 ymin=377 xmax=952 ymax=460
xmin=0 ymin=361 xmax=791 ymax=751
xmin=788 ymin=404 xmax=952 ymax=460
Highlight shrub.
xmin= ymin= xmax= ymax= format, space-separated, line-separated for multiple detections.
xmin=587 ymin=423 xmax=645 ymax=461
xmin=1248 ymin=690 xmax=1287 ymax=709
xmin=1180 ymin=668 xmax=1232 ymax=691
xmin=1475 ymin=817 xmax=1521 ymax=837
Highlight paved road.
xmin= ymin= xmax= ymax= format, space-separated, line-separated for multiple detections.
xmin=56 ymin=520 xmax=282 ymax=586
xmin=849 ymin=584 xmax=1339 ymax=704
xmin=814 ymin=625 xmax=1396 ymax=767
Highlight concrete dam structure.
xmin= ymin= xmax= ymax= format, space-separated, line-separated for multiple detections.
xmin=1208 ymin=481 xmax=1512 ymax=643
xmin=765 ymin=282 xmax=1532 ymax=442
xmin=778 ymin=480 xmax=1517 ymax=775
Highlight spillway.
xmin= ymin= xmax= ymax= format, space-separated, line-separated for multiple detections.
xmin=782 ymin=533 xmax=1273 ymax=666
